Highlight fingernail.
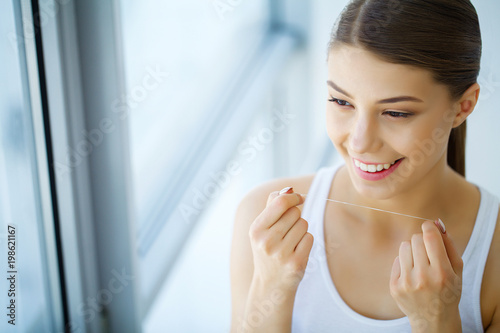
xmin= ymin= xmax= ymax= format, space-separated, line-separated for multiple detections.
xmin=434 ymin=218 xmax=446 ymax=234
xmin=279 ymin=186 xmax=293 ymax=195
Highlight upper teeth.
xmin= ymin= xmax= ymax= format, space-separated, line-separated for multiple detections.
xmin=354 ymin=159 xmax=398 ymax=173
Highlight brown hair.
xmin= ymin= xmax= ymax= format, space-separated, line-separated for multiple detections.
xmin=328 ymin=0 xmax=482 ymax=176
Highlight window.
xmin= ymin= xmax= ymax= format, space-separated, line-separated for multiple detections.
xmin=0 ymin=0 xmax=63 ymax=331
xmin=119 ymin=0 xmax=287 ymax=316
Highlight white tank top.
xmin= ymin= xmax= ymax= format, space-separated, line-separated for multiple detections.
xmin=292 ymin=164 xmax=499 ymax=333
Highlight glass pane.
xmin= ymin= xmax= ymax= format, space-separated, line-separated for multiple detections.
xmin=120 ymin=0 xmax=270 ymax=221
xmin=0 ymin=1 xmax=60 ymax=331
xmin=119 ymin=0 xmax=271 ymax=327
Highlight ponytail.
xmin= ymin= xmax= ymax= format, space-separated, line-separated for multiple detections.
xmin=447 ymin=120 xmax=466 ymax=177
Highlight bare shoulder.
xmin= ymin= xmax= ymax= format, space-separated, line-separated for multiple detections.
xmin=229 ymin=172 xmax=315 ymax=332
xmin=481 ymin=205 xmax=500 ymax=331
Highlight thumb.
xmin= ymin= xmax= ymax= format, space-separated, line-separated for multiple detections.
xmin=266 ymin=190 xmax=280 ymax=207
xmin=266 ymin=186 xmax=294 ymax=207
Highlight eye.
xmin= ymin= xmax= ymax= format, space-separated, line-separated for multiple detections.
xmin=328 ymin=97 xmax=352 ymax=107
xmin=384 ymin=111 xmax=412 ymax=118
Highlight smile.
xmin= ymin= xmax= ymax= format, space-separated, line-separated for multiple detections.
xmin=352 ymin=157 xmax=405 ymax=181
xmin=354 ymin=158 xmax=401 ymax=173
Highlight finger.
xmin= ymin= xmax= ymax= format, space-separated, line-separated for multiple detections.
xmin=399 ymin=241 xmax=413 ymax=279
xmin=268 ymin=206 xmax=301 ymax=238
xmin=259 ymin=190 xmax=304 ymax=229
xmin=389 ymin=256 xmax=401 ymax=288
xmin=411 ymin=233 xmax=430 ymax=269
xmin=282 ymin=218 xmax=309 ymax=254
xmin=421 ymin=220 xmax=450 ymax=269
xmin=294 ymin=232 xmax=314 ymax=259
xmin=441 ymin=230 xmax=464 ymax=275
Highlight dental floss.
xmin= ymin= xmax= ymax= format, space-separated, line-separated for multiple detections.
xmin=297 ymin=193 xmax=432 ymax=221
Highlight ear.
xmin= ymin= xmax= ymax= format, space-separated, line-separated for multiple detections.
xmin=451 ymin=82 xmax=480 ymax=128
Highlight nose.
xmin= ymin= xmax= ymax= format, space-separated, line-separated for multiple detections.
xmin=348 ymin=113 xmax=382 ymax=154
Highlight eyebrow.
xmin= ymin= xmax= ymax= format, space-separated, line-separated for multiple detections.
xmin=327 ymin=80 xmax=424 ymax=104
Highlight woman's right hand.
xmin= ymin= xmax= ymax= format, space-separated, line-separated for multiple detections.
xmin=248 ymin=187 xmax=314 ymax=292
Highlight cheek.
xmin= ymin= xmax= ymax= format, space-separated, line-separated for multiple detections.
xmin=325 ymin=109 xmax=349 ymax=143
xmin=399 ymin=121 xmax=449 ymax=164
xmin=325 ymin=111 xmax=335 ymax=138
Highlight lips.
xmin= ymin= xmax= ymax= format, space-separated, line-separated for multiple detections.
xmin=352 ymin=157 xmax=405 ymax=181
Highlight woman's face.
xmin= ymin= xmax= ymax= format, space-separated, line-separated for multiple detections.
xmin=326 ymin=45 xmax=458 ymax=200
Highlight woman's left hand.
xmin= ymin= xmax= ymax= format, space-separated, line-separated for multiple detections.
xmin=389 ymin=219 xmax=464 ymax=332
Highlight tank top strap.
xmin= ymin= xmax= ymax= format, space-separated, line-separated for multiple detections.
xmin=301 ymin=164 xmax=342 ymax=238
xmin=459 ymin=185 xmax=499 ymax=332
xmin=461 ymin=185 xmax=499 ymax=265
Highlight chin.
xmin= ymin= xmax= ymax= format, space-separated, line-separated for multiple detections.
xmin=351 ymin=177 xmax=400 ymax=200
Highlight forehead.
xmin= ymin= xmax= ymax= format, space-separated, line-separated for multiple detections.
xmin=327 ymin=45 xmax=447 ymax=101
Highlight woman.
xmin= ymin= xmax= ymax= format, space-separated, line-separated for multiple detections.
xmin=230 ymin=0 xmax=500 ymax=332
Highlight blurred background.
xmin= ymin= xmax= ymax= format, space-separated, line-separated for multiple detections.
xmin=1 ymin=0 xmax=499 ymax=332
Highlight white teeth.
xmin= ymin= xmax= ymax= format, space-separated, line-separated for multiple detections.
xmin=354 ymin=158 xmax=401 ymax=173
